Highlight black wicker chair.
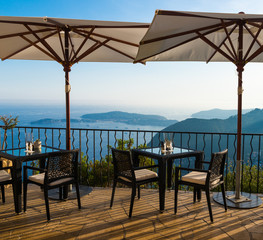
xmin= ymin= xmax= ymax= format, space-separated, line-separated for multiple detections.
xmin=23 ymin=149 xmax=81 ymax=221
xmin=174 ymin=149 xmax=228 ymax=222
xmin=110 ymin=148 xmax=159 ymax=218
xmin=0 ymin=160 xmax=13 ymax=204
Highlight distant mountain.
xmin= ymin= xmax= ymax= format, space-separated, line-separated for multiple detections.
xmin=31 ymin=111 xmax=178 ymax=127
xmin=162 ymin=108 xmax=263 ymax=133
xmin=191 ymin=108 xmax=252 ymax=119
xmin=81 ymin=111 xmax=178 ymax=127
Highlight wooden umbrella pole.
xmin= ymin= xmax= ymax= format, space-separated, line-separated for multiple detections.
xmin=64 ymin=28 xmax=71 ymax=150
xmin=236 ymin=64 xmax=243 ymax=199
xmin=235 ymin=21 xmax=244 ymax=199
xmin=65 ymin=66 xmax=71 ymax=150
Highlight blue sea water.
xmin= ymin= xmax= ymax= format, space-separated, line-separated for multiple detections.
xmin=0 ymin=104 xmax=164 ymax=131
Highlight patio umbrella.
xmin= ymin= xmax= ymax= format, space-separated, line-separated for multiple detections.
xmin=0 ymin=16 xmax=149 ymax=150
xmin=134 ymin=10 xmax=263 ymax=204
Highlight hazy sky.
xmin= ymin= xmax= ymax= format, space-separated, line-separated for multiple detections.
xmin=1 ymin=0 xmax=263 ymax=120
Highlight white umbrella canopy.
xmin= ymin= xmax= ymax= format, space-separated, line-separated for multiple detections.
xmin=135 ymin=10 xmax=263 ymax=203
xmin=0 ymin=16 xmax=149 ymax=149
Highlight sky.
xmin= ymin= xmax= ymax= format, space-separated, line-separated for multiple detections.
xmin=1 ymin=0 xmax=263 ymax=120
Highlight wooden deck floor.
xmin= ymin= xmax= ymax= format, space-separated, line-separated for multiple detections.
xmin=1 ymin=185 xmax=263 ymax=240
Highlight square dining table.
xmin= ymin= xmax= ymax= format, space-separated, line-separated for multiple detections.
xmin=132 ymin=147 xmax=204 ymax=212
xmin=0 ymin=146 xmax=65 ymax=214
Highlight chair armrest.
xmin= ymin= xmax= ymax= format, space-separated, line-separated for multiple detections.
xmin=134 ymin=165 xmax=159 ymax=170
xmin=175 ymin=166 xmax=210 ymax=173
xmin=201 ymin=161 xmax=210 ymax=165
xmin=23 ymin=165 xmax=46 ymax=172
xmin=0 ymin=166 xmax=12 ymax=171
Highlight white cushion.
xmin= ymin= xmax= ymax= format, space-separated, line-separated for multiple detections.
xmin=181 ymin=171 xmax=207 ymax=185
xmin=119 ymin=169 xmax=158 ymax=182
xmin=28 ymin=173 xmax=73 ymax=186
xmin=0 ymin=170 xmax=12 ymax=182
xmin=181 ymin=171 xmax=222 ymax=186
xmin=135 ymin=169 xmax=158 ymax=181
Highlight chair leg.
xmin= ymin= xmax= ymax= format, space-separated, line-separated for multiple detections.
xmin=1 ymin=185 xmax=5 ymax=203
xmin=75 ymin=183 xmax=81 ymax=209
xmin=23 ymin=181 xmax=27 ymax=212
xmin=44 ymin=187 xmax=50 ymax=221
xmin=110 ymin=180 xmax=117 ymax=208
xmin=221 ymin=184 xmax=227 ymax=211
xmin=138 ymin=185 xmax=140 ymax=199
xmin=205 ymin=188 xmax=213 ymax=222
xmin=59 ymin=187 xmax=62 ymax=200
xmin=174 ymin=182 xmax=179 ymax=214
xmin=129 ymin=185 xmax=136 ymax=218
xmin=193 ymin=188 xmax=196 ymax=203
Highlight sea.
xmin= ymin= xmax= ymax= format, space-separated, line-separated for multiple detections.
xmin=0 ymin=104 xmax=165 ymax=131
xmin=0 ymin=104 xmax=166 ymax=160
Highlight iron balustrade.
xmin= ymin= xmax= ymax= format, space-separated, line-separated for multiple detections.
xmin=1 ymin=125 xmax=263 ymax=193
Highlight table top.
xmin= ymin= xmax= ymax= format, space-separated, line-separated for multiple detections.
xmin=138 ymin=147 xmax=193 ymax=155
xmin=132 ymin=147 xmax=202 ymax=160
xmin=0 ymin=145 xmax=63 ymax=160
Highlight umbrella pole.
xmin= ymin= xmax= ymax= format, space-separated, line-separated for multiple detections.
xmin=65 ymin=66 xmax=71 ymax=150
xmin=235 ymin=64 xmax=243 ymax=199
xmin=64 ymin=29 xmax=71 ymax=150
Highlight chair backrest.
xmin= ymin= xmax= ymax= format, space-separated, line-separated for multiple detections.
xmin=208 ymin=149 xmax=228 ymax=186
xmin=45 ymin=149 xmax=79 ymax=183
xmin=111 ymin=148 xmax=135 ymax=181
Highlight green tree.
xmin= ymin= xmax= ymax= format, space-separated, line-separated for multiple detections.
xmin=0 ymin=115 xmax=19 ymax=150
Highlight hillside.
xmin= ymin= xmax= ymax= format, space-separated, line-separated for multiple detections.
xmin=81 ymin=111 xmax=178 ymax=126
xmin=163 ymin=108 xmax=263 ymax=133
xmin=31 ymin=111 xmax=178 ymax=127
xmin=191 ymin=108 xmax=252 ymax=119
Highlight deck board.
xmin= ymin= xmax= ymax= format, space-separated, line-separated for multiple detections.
xmin=1 ymin=185 xmax=263 ymax=239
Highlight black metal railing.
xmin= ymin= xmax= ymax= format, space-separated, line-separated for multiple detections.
xmin=1 ymin=125 xmax=263 ymax=193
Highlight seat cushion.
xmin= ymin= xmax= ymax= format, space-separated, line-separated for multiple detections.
xmin=135 ymin=169 xmax=158 ymax=181
xmin=0 ymin=170 xmax=12 ymax=182
xmin=28 ymin=173 xmax=74 ymax=186
xmin=181 ymin=171 xmax=207 ymax=185
xmin=119 ymin=169 xmax=158 ymax=182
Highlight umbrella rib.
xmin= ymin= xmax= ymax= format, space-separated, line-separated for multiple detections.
xmin=196 ymin=31 xmax=235 ymax=63
xmin=140 ymin=21 xmax=236 ymax=45
xmin=243 ymin=23 xmax=263 ymax=61
xmin=0 ymin=19 xmax=54 ymax=27
xmin=24 ymin=24 xmax=63 ymax=63
xmin=71 ymin=24 xmax=150 ymax=29
xmin=68 ymin=34 xmax=77 ymax=61
xmin=245 ymin=23 xmax=263 ymax=47
xmin=246 ymin=43 xmax=263 ymax=63
xmin=75 ymin=28 xmax=140 ymax=47
xmin=72 ymin=40 xmax=108 ymax=64
xmin=207 ymin=23 xmax=238 ymax=63
xmin=70 ymin=27 xmax=95 ymax=62
xmin=221 ymin=20 xmax=238 ymax=59
xmin=0 ymin=28 xmax=56 ymax=39
xmin=88 ymin=35 xmax=136 ymax=60
xmin=135 ymin=24 xmax=233 ymax=63
xmin=103 ymin=42 xmax=135 ymax=60
xmin=57 ymin=28 xmax=66 ymax=61
xmin=1 ymin=31 xmax=58 ymax=61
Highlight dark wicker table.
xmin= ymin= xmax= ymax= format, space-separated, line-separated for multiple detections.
xmin=132 ymin=147 xmax=204 ymax=212
xmin=0 ymin=146 xmax=65 ymax=214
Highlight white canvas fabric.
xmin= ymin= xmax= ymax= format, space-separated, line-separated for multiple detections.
xmin=0 ymin=16 xmax=149 ymax=63
xmin=120 ymin=169 xmax=158 ymax=182
xmin=135 ymin=10 xmax=263 ymax=63
xmin=0 ymin=170 xmax=11 ymax=182
xmin=28 ymin=173 xmax=73 ymax=186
